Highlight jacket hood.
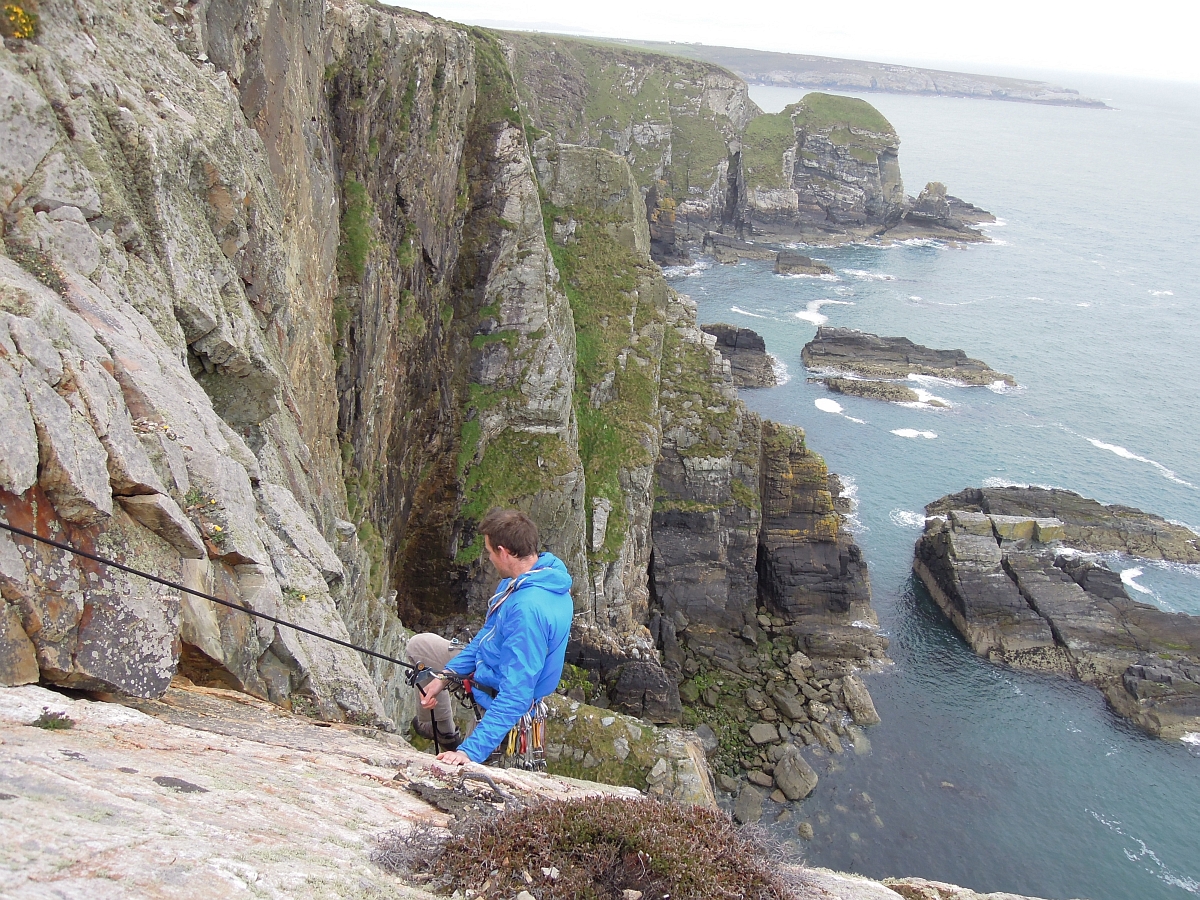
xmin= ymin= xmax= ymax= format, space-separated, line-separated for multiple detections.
xmin=517 ymin=552 xmax=572 ymax=596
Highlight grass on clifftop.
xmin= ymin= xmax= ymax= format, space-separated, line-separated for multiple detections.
xmin=376 ymin=796 xmax=792 ymax=900
xmin=789 ymin=91 xmax=895 ymax=137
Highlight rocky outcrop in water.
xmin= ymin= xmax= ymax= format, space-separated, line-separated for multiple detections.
xmin=700 ymin=324 xmax=776 ymax=387
xmin=803 ymin=327 xmax=1016 ymax=386
xmin=817 ymin=377 xmax=926 ymax=405
xmin=914 ymin=487 xmax=1200 ymax=738
xmin=775 ymin=250 xmax=833 ymax=276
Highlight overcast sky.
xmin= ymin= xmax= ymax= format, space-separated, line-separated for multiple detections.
xmin=395 ymin=0 xmax=1200 ymax=85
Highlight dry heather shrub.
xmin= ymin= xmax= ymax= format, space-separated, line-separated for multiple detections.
xmin=403 ymin=795 xmax=792 ymax=900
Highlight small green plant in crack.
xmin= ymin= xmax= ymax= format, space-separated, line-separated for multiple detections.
xmin=4 ymin=238 xmax=66 ymax=295
xmin=282 ymin=587 xmax=310 ymax=604
xmin=30 ymin=707 xmax=75 ymax=730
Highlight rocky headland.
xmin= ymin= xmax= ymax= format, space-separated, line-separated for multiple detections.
xmin=914 ymin=486 xmax=1200 ymax=739
xmin=802 ymin=327 xmax=1016 ymax=387
xmin=700 ymin=324 xmax=777 ymax=387
xmin=604 ymin=40 xmax=1109 ymax=109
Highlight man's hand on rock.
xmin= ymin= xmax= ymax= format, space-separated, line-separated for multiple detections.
xmin=436 ymin=750 xmax=471 ymax=766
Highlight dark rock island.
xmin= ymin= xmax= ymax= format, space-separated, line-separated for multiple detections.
xmin=914 ymin=486 xmax=1200 ymax=739
xmin=701 ymin=325 xmax=777 ymax=387
xmin=802 ymin=327 xmax=1016 ymax=397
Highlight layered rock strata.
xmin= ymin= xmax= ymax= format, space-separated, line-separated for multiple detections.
xmin=803 ymin=327 xmax=1016 ymax=386
xmin=914 ymin=487 xmax=1200 ymax=738
xmin=700 ymin=324 xmax=777 ymax=387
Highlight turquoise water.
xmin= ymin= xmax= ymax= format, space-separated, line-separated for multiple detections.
xmin=668 ymin=77 xmax=1200 ymax=899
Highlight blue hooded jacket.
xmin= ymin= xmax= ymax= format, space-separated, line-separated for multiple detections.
xmin=446 ymin=552 xmax=574 ymax=762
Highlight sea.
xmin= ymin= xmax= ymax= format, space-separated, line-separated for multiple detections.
xmin=664 ymin=74 xmax=1200 ymax=900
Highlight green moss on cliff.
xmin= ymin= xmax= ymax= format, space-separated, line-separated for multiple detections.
xmin=337 ymin=177 xmax=373 ymax=281
xmin=458 ymin=430 xmax=578 ymax=557
xmin=469 ymin=28 xmax=522 ymax=129
xmin=741 ymin=112 xmax=795 ymax=190
xmin=544 ymin=201 xmax=664 ymax=562
xmin=659 ymin=324 xmax=738 ymax=459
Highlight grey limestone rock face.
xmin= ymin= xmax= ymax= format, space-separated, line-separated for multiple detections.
xmin=0 ymin=0 xmax=393 ymax=723
xmin=915 ymin=486 xmax=1200 ymax=738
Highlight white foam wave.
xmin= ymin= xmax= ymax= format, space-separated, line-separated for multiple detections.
xmin=769 ymin=353 xmax=791 ymax=386
xmin=794 ymin=298 xmax=854 ymax=326
xmin=838 ymin=475 xmax=867 ymax=533
xmin=1077 ymin=302 xmax=1092 ymax=308
xmin=729 ymin=305 xmax=771 ymax=320
xmin=891 ymin=428 xmax=937 ymax=439
xmin=894 ymin=238 xmax=942 ymax=248
xmin=841 ymin=268 xmax=896 ymax=282
xmin=850 ymin=620 xmax=878 ymax=630
xmin=914 ymin=388 xmax=951 ymax=407
xmin=1120 ymin=567 xmax=1156 ymax=595
xmin=779 ymin=271 xmax=840 ymax=282
xmin=980 ymin=217 xmax=1007 ymax=228
xmin=1090 ymin=810 xmax=1200 ymax=894
xmin=1085 ymin=438 xmax=1196 ymax=488
xmin=982 ymin=476 xmax=1066 ymax=491
xmin=986 ymin=380 xmax=1018 ymax=394
xmin=815 ymin=397 xmax=867 ymax=427
xmin=1182 ymin=732 xmax=1200 ymax=747
xmin=908 ymin=295 xmax=922 ymax=301
xmin=1149 ymin=290 xmax=1174 ymax=297
xmin=662 ymin=258 xmax=712 ymax=278
xmin=890 ymin=509 xmax=926 ymax=529
xmin=906 ymin=373 xmax=973 ymax=390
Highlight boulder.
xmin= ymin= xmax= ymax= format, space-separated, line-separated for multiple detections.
xmin=841 ymin=674 xmax=880 ymax=725
xmin=748 ymin=722 xmax=779 ymax=745
xmin=609 ymin=660 xmax=683 ymax=724
xmin=733 ymin=784 xmax=765 ymax=824
xmin=773 ymin=748 xmax=818 ymax=800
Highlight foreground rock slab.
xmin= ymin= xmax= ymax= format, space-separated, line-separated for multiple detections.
xmin=915 ymin=486 xmax=1200 ymax=739
xmin=0 ymin=683 xmax=639 ymax=899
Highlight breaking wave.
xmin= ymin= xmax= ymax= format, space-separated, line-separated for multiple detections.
xmin=890 ymin=509 xmax=926 ymax=529
xmin=794 ymin=299 xmax=854 ymax=326
xmin=1085 ymin=438 xmax=1196 ymax=488
xmin=891 ymin=428 xmax=937 ymax=439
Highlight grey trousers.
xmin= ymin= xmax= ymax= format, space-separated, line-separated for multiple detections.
xmin=406 ymin=632 xmax=462 ymax=732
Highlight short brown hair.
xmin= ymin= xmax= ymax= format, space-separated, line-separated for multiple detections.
xmin=479 ymin=508 xmax=539 ymax=559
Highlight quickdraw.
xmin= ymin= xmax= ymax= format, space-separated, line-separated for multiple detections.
xmin=487 ymin=699 xmax=549 ymax=770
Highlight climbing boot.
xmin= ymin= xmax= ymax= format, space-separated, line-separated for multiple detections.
xmin=411 ymin=716 xmax=463 ymax=751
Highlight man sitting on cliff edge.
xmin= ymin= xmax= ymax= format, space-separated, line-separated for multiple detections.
xmin=407 ymin=508 xmax=574 ymax=766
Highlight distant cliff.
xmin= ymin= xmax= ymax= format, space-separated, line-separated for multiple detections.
xmin=605 ymin=39 xmax=1110 ymax=108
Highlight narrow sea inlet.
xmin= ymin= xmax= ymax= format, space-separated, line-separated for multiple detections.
xmin=668 ymin=75 xmax=1200 ymax=900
